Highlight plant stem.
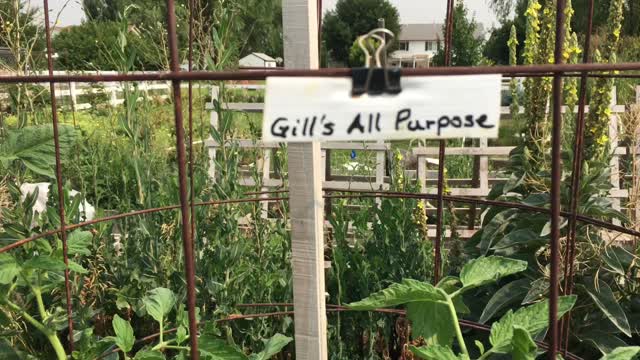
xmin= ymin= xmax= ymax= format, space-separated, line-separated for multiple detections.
xmin=445 ymin=294 xmax=469 ymax=358
xmin=3 ymin=300 xmax=67 ymax=360
xmin=46 ymin=332 xmax=68 ymax=360
xmin=477 ymin=349 xmax=495 ymax=360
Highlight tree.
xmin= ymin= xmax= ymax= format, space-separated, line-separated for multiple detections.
xmin=489 ymin=0 xmax=639 ymax=36
xmin=483 ymin=0 xmax=527 ymax=65
xmin=0 ymin=0 xmax=44 ymax=69
xmin=432 ymin=1 xmax=484 ymax=66
xmin=53 ymin=21 xmax=124 ymax=70
xmin=322 ymin=0 xmax=400 ymax=66
xmin=234 ymin=0 xmax=283 ymax=59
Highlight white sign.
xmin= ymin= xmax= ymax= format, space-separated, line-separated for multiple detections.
xmin=262 ymin=74 xmax=502 ymax=142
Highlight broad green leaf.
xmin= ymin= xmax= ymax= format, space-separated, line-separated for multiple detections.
xmin=176 ymin=326 xmax=188 ymax=345
xmin=408 ymin=301 xmax=455 ymax=347
xmin=199 ymin=335 xmax=248 ymax=360
xmin=489 ymin=296 xmax=576 ymax=353
xmin=479 ymin=209 xmax=519 ymax=253
xmin=67 ymin=230 xmax=92 ymax=256
xmin=459 ymin=256 xmax=527 ymax=291
xmin=480 ymin=278 xmax=530 ymax=323
xmin=0 ymin=253 xmax=20 ymax=284
xmin=522 ymin=278 xmax=549 ymax=304
xmin=409 ymin=344 xmax=460 ymax=360
xmin=600 ymin=347 xmax=640 ymax=360
xmin=492 ymin=229 xmax=541 ymax=250
xmin=134 ymin=350 xmax=166 ymax=359
xmin=347 ymin=279 xmax=447 ymax=310
xmin=511 ymin=325 xmax=537 ymax=360
xmin=522 ymin=193 xmax=550 ymax=207
xmin=249 ymin=333 xmax=292 ymax=360
xmin=112 ymin=314 xmax=134 ymax=353
xmin=581 ymin=330 xmax=628 ymax=355
xmin=437 ymin=276 xmax=469 ymax=314
xmin=143 ymin=288 xmax=176 ymax=323
xmin=583 ymin=278 xmax=632 ymax=337
xmin=0 ymin=125 xmax=76 ymax=178
xmin=68 ymin=260 xmax=88 ymax=274
xmin=22 ymin=256 xmax=66 ymax=271
xmin=602 ymin=246 xmax=636 ymax=276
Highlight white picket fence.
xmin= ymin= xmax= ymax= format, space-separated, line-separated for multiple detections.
xmin=4 ymin=74 xmax=636 ymax=237
xmin=205 ymin=84 xmax=640 ymax=238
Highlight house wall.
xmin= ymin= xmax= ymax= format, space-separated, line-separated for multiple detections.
xmin=392 ymin=40 xmax=443 ymax=58
xmin=239 ymin=55 xmax=277 ymax=68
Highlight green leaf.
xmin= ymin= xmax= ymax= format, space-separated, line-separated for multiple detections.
xmin=249 ymin=333 xmax=292 ymax=360
xmin=492 ymin=229 xmax=542 ymax=250
xmin=22 ymin=256 xmax=66 ymax=271
xmin=408 ymin=301 xmax=455 ymax=347
xmin=522 ymin=278 xmax=549 ymax=304
xmin=143 ymin=288 xmax=176 ymax=323
xmin=409 ymin=344 xmax=460 ymax=360
xmin=176 ymin=326 xmax=188 ymax=345
xmin=479 ymin=209 xmax=519 ymax=253
xmin=134 ymin=350 xmax=166 ymax=359
xmin=581 ymin=330 xmax=628 ymax=355
xmin=459 ymin=256 xmax=527 ymax=291
xmin=511 ymin=325 xmax=537 ymax=360
xmin=347 ymin=279 xmax=447 ymax=310
xmin=522 ymin=193 xmax=549 ymax=207
xmin=480 ymin=278 xmax=530 ymax=323
xmin=600 ymin=347 xmax=640 ymax=360
xmin=602 ymin=246 xmax=636 ymax=276
xmin=0 ymin=253 xmax=20 ymax=284
xmin=0 ymin=125 xmax=76 ymax=178
xmin=199 ymin=335 xmax=248 ymax=360
xmin=489 ymin=296 xmax=576 ymax=353
xmin=67 ymin=230 xmax=92 ymax=256
xmin=68 ymin=260 xmax=88 ymax=274
xmin=112 ymin=314 xmax=134 ymax=353
xmin=583 ymin=278 xmax=632 ymax=337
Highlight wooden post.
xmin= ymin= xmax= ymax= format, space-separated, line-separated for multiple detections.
xmin=69 ymin=82 xmax=77 ymax=110
xmin=282 ymin=1 xmax=327 ymax=359
xmin=609 ymin=87 xmax=621 ymax=226
xmin=208 ymin=85 xmax=219 ymax=181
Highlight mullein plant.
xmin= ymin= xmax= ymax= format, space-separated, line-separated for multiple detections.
xmin=584 ymin=0 xmax=625 ymax=163
xmin=466 ymin=0 xmax=638 ymax=355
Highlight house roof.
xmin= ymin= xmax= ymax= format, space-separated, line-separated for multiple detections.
xmin=243 ymin=52 xmax=276 ymax=62
xmin=398 ymin=23 xmax=485 ymax=41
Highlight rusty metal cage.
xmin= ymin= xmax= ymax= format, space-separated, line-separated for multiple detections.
xmin=1 ymin=0 xmax=640 ymax=359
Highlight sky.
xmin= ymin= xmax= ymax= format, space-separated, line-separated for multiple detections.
xmin=39 ymin=0 xmax=499 ymax=28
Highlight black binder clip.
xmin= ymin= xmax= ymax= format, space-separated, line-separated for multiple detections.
xmin=352 ymin=29 xmax=402 ymax=97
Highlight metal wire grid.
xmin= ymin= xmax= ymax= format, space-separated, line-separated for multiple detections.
xmin=0 ymin=0 xmax=639 ymax=359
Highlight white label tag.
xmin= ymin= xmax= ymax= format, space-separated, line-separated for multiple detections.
xmin=262 ymin=74 xmax=502 ymax=142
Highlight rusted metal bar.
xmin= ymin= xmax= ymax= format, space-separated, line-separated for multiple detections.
xmin=3 ymin=63 xmax=640 ymax=84
xmin=4 ymin=191 xmax=639 ymax=256
xmin=549 ymin=0 xmax=568 ymax=357
xmin=434 ymin=0 xmax=456 ymax=283
xmin=166 ymin=0 xmax=199 ymax=358
xmin=98 ymin=303 xmax=583 ymax=360
xmin=187 ymin=0 xmax=196 ymax=261
xmin=561 ymin=0 xmax=595 ymax=353
xmin=42 ymin=0 xmax=74 ymax=352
